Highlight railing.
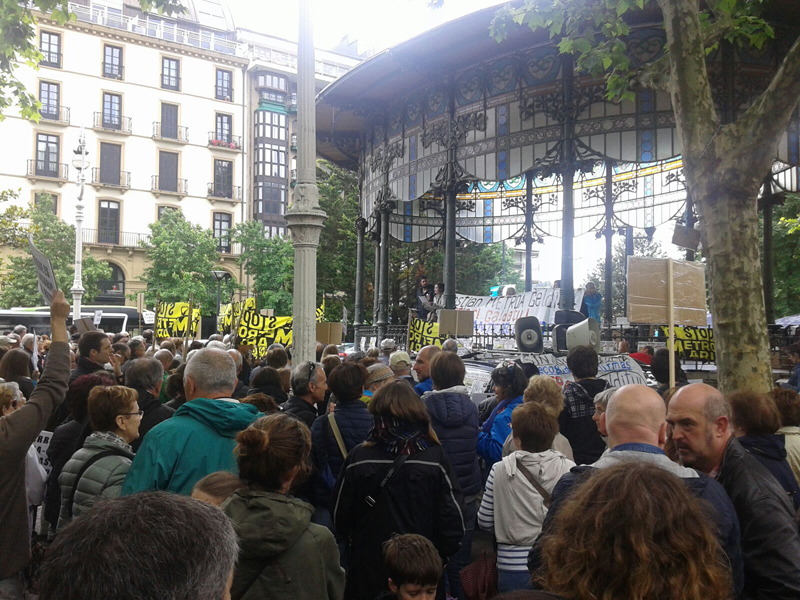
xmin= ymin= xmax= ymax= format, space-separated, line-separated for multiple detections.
xmin=40 ymin=105 xmax=70 ymax=124
xmin=290 ymin=133 xmax=297 ymax=150
xmin=91 ymin=168 xmax=130 ymax=189
xmin=153 ymin=122 xmax=189 ymax=142
xmin=216 ymin=240 xmax=242 ymax=255
xmin=151 ymin=175 xmax=188 ymax=195
xmin=208 ymin=132 xmax=242 ymax=150
xmin=207 ymin=183 xmax=242 ymax=200
xmin=93 ymin=111 xmax=132 ymax=133
xmin=39 ymin=51 xmax=61 ymax=68
xmin=27 ymin=159 xmax=68 ymax=180
xmin=215 ymin=85 xmax=233 ymax=101
xmin=102 ymin=62 xmax=124 ymax=80
xmin=290 ymin=168 xmax=297 ymax=183
xmin=251 ymin=46 xmax=351 ymax=80
xmin=161 ymin=73 xmax=180 ymax=90
xmin=82 ymin=228 xmax=150 ymax=248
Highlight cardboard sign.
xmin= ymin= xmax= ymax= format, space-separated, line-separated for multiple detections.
xmin=33 ymin=430 xmax=53 ymax=476
xmin=75 ymin=317 xmax=97 ymax=334
xmin=29 ymin=235 xmax=58 ymax=305
xmin=658 ymin=326 xmax=715 ymax=362
xmin=142 ymin=310 xmax=155 ymax=325
xmin=627 ymin=257 xmax=706 ymax=326
xmin=93 ymin=310 xmax=103 ymax=326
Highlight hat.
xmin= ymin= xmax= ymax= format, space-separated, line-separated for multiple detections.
xmin=0 ymin=336 xmax=12 ymax=350
xmin=366 ymin=363 xmax=394 ymax=387
xmin=389 ymin=351 xmax=411 ymax=369
xmin=380 ymin=338 xmax=398 ymax=351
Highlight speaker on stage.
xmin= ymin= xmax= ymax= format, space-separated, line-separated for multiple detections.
xmin=515 ymin=317 xmax=543 ymax=354
xmin=554 ymin=310 xmax=586 ymax=325
xmin=552 ymin=324 xmax=569 ymax=353
xmin=566 ymin=318 xmax=602 ymax=353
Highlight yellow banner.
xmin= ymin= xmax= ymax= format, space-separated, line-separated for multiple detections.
xmin=219 ymin=297 xmax=257 ymax=334
xmin=658 ymin=326 xmax=715 ymax=362
xmin=156 ymin=302 xmax=200 ymax=339
xmin=408 ymin=316 xmax=446 ymax=353
xmin=233 ymin=299 xmax=325 ymax=359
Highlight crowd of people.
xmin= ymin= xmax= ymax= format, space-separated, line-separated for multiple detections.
xmin=2 ymin=291 xmax=800 ymax=600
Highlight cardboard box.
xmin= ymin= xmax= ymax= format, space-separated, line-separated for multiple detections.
xmin=627 ymin=257 xmax=707 ymax=326
xmin=438 ymin=309 xmax=474 ymax=337
xmin=317 ymin=322 xmax=343 ymax=345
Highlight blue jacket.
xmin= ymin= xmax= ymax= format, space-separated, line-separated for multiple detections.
xmin=477 ymin=394 xmax=523 ymax=465
xmin=414 ymin=377 xmax=434 ymax=397
xmin=122 ymin=398 xmax=259 ymax=496
xmin=738 ymin=434 xmax=800 ymax=511
xmin=786 ymin=364 xmax=800 ymax=392
xmin=423 ymin=387 xmax=482 ymax=498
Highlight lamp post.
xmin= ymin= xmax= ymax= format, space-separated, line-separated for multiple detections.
xmin=211 ymin=270 xmax=231 ymax=332
xmin=70 ymin=128 xmax=89 ymax=324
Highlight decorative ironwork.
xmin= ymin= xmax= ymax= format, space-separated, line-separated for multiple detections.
xmin=370 ymin=139 xmax=404 ymax=173
xmin=421 ymin=111 xmax=486 ymax=149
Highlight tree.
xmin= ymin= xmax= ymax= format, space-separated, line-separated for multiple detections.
xmin=490 ymin=0 xmax=800 ymax=393
xmin=137 ymin=209 xmax=220 ymax=314
xmin=587 ymin=237 xmax=665 ymax=319
xmin=769 ymin=195 xmax=800 ymax=319
xmin=1 ymin=0 xmax=182 ymax=121
xmin=233 ymin=221 xmax=294 ymax=316
xmin=0 ymin=194 xmax=111 ymax=307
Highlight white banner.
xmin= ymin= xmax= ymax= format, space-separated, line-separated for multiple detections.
xmin=519 ymin=354 xmax=647 ymax=389
xmin=455 ymin=287 xmax=586 ymax=335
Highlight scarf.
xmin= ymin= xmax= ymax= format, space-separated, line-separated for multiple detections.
xmin=367 ymin=416 xmax=430 ymax=455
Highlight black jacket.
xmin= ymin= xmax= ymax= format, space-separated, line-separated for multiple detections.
xmin=559 ymin=379 xmax=608 ymax=465
xmin=69 ymin=356 xmax=105 ymax=383
xmin=332 ymin=443 xmax=465 ymax=600
xmin=716 ymin=437 xmax=800 ymax=600
xmin=132 ymin=388 xmax=174 ymax=452
xmin=737 ymin=434 xmax=800 ymax=511
xmin=232 ymin=379 xmax=248 ymax=400
xmin=282 ymin=395 xmax=318 ymax=430
xmin=44 ymin=417 xmax=87 ymax=527
xmin=247 ymin=383 xmax=288 ymax=405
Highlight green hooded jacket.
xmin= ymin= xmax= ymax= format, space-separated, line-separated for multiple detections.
xmin=222 ymin=489 xmax=345 ymax=600
xmin=122 ymin=398 xmax=259 ymax=496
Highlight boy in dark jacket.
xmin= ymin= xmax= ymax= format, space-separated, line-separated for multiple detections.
xmin=378 ymin=534 xmax=443 ymax=600
xmin=560 ymin=345 xmax=608 ymax=464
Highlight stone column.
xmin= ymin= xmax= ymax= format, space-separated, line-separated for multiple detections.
xmin=285 ymin=0 xmax=326 ymax=363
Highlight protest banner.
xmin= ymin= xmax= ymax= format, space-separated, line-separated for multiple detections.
xmin=658 ymin=326 xmax=715 ymax=362
xmin=520 ymin=354 xmax=647 ymax=388
xmin=407 ymin=316 xmax=446 ymax=353
xmin=29 ymin=235 xmax=58 ymax=305
xmin=219 ymin=297 xmax=257 ymax=334
xmin=233 ymin=299 xmax=325 ymax=358
xmin=156 ymin=302 xmax=200 ymax=339
xmin=34 ymin=430 xmax=53 ymax=476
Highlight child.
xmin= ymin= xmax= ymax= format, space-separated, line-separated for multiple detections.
xmin=190 ymin=471 xmax=246 ymax=506
xmin=381 ymin=534 xmax=443 ymax=600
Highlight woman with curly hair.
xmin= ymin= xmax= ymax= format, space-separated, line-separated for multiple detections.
xmin=532 ymin=462 xmax=733 ymax=600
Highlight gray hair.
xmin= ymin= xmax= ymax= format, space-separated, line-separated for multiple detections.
xmin=593 ymin=386 xmax=620 ymax=410
xmin=227 ymin=349 xmax=243 ymax=372
xmin=124 ymin=358 xmax=164 ymax=391
xmin=21 ymin=333 xmax=35 ymax=350
xmin=290 ymin=361 xmax=323 ymax=397
xmin=706 ymin=388 xmax=731 ymax=422
xmin=184 ymin=349 xmax=236 ymax=395
xmin=153 ymin=349 xmax=173 ymax=369
xmin=0 ymin=382 xmax=22 ymax=404
xmin=206 ymin=340 xmax=227 ymax=351
xmin=36 ymin=492 xmax=238 ymax=600
xmin=441 ymin=339 xmax=459 ymax=353
xmin=13 ymin=325 xmax=26 ymax=335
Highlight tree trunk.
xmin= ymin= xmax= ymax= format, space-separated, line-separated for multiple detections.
xmin=695 ymin=182 xmax=773 ymax=393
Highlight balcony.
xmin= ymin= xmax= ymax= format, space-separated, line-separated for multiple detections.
xmin=40 ymin=106 xmax=70 ymax=126
xmin=290 ymin=133 xmax=297 ymax=151
xmin=91 ymin=167 xmax=131 ymax=191
xmin=215 ymin=85 xmax=233 ymax=102
xmin=207 ymin=183 xmax=242 ymax=204
xmin=151 ymin=175 xmax=188 ymax=197
xmin=161 ymin=73 xmax=181 ymax=91
xmin=83 ymin=228 xmax=150 ymax=248
xmin=208 ymin=132 xmax=242 ymax=152
xmin=39 ymin=51 xmax=61 ymax=69
xmin=26 ymin=159 xmax=68 ymax=184
xmin=102 ymin=63 xmax=124 ymax=80
xmin=93 ymin=112 xmax=132 ymax=135
xmin=215 ymin=239 xmax=242 ymax=255
xmin=153 ymin=122 xmax=189 ymax=144
xmin=289 ymin=93 xmax=297 ymax=113
xmin=290 ymin=168 xmax=297 ymax=187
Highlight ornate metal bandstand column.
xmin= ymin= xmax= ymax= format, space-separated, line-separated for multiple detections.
xmin=354 ymin=216 xmax=367 ymax=348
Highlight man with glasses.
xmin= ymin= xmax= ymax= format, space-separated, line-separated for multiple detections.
xmin=284 ymin=361 xmax=328 ymax=429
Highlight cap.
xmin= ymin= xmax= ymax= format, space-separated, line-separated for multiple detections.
xmin=389 ymin=351 xmax=411 ymax=369
xmin=365 ymin=363 xmax=394 ymax=387
xmin=380 ymin=338 xmax=398 ymax=351
xmin=0 ymin=336 xmax=12 ymax=350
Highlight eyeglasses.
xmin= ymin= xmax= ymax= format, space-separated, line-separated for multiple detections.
xmin=119 ymin=410 xmax=144 ymax=418
xmin=305 ymin=361 xmax=317 ymax=384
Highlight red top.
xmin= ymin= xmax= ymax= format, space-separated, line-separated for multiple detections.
xmin=629 ymin=352 xmax=653 ymax=365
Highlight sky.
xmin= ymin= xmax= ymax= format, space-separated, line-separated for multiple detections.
xmin=224 ymin=0 xmax=687 ymax=286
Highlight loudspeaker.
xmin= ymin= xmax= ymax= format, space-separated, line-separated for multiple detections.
xmin=554 ymin=310 xmax=586 ymax=325
xmin=552 ymin=324 xmax=569 ymax=353
xmin=515 ymin=317 xmax=543 ymax=354
xmin=566 ymin=318 xmax=602 ymax=353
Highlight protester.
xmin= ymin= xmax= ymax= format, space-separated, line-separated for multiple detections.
xmin=332 ymin=381 xmax=464 ymax=600
xmin=228 ymin=349 xmax=249 ymax=399
xmin=771 ymin=387 xmax=800 ymax=483
xmin=727 ymin=390 xmax=800 ymax=510
xmin=111 ymin=342 xmax=130 ymax=365
xmin=127 ymin=338 xmax=146 ymax=360
xmin=285 ymin=361 xmax=328 ymax=429
xmin=0 ymin=291 xmax=69 ymax=597
xmin=191 ymin=471 xmax=246 ymax=506
xmin=57 ymin=386 xmax=140 ymax=530
xmin=578 ymin=281 xmax=602 ymax=322
xmin=502 ymin=376 xmax=574 ymax=460
xmin=478 ymin=361 xmax=528 ymax=465
xmin=122 ymin=349 xmax=259 ymax=495
xmin=590 ymin=386 xmax=618 ymax=447
xmin=441 ymin=338 xmax=458 ymax=353
xmin=389 ymin=351 xmax=415 ymax=385
xmin=650 ymin=347 xmax=688 ymax=396
xmin=38 ymin=492 xmax=238 ymax=600
xmin=164 ymin=363 xmax=187 ymax=410
xmin=0 ymin=348 xmax=37 ymax=400
xmin=629 ymin=344 xmax=655 ymax=365
xmin=124 ymin=357 xmax=174 ymax=452
xmin=240 ymin=393 xmax=280 ymax=414
xmin=71 ymin=331 xmax=117 ymax=383
xmin=363 ymin=363 xmax=394 ymax=403
xmin=279 ymin=366 xmax=292 ymax=394
xmin=223 ymin=413 xmax=345 ymax=599
xmin=426 ymin=283 xmax=446 ymax=323
xmin=153 ymin=348 xmax=174 ymax=402
xmin=559 ymin=345 xmax=608 ymax=464
xmin=267 ymin=345 xmax=290 ymax=369
xmin=322 ymin=344 xmax=340 ymax=359
xmin=381 ymin=534 xmax=444 ymax=600
xmin=529 ymin=384 xmax=743 ymax=594
xmin=784 ymin=343 xmax=800 ymax=392
xmin=21 ymin=333 xmax=43 ymax=372
xmin=412 ymin=345 xmax=441 ymax=396
xmin=416 ymin=276 xmax=433 ymax=321
xmin=533 ymin=463 xmax=734 ymax=600
xmin=322 ymin=354 xmax=342 ymax=376
xmin=248 ymin=366 xmax=289 ymax=404
xmin=668 ymin=383 xmax=800 ymax=599
xmin=380 ymin=339 xmax=398 ymax=364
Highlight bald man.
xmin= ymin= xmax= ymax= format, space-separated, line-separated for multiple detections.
xmin=529 ymin=384 xmax=743 ymax=594
xmin=412 ymin=345 xmax=441 ymax=396
xmin=669 ymin=384 xmax=800 ymax=600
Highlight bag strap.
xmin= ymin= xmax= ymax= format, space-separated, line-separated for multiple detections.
xmin=516 ymin=461 xmax=551 ymax=508
xmin=364 ymin=453 xmax=409 ymax=509
xmin=327 ymin=413 xmax=348 ymax=460
xmin=65 ymin=449 xmax=129 ymax=518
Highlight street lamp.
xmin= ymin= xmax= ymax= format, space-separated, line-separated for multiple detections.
xmin=70 ymin=128 xmax=89 ymax=324
xmin=211 ymin=270 xmax=231 ymax=333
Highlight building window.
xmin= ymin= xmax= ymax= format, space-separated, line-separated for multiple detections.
xmin=103 ymin=45 xmax=123 ymax=79
xmin=161 ymin=57 xmax=180 ymax=90
xmin=158 ymin=205 xmax=177 ymax=219
xmin=259 ymin=89 xmax=285 ymax=104
xmin=257 ymin=73 xmax=286 ymax=91
xmin=35 ymin=133 xmax=60 ymax=177
xmin=158 ymin=151 xmax=179 ymax=192
xmin=39 ymin=31 xmax=61 ymax=68
xmin=213 ymin=213 xmax=232 ymax=252
xmin=39 ymin=81 xmax=60 ymax=120
xmin=216 ymin=69 xmax=232 ymax=101
xmin=255 ymin=110 xmax=287 ymax=141
xmin=99 ymin=142 xmax=122 ymax=186
xmin=161 ymin=103 xmax=179 ymax=139
xmin=35 ymin=192 xmax=58 ymax=214
xmin=97 ymin=262 xmax=125 ymax=305
xmin=98 ymin=200 xmax=120 ymax=244
xmin=102 ymin=92 xmax=122 ymax=129
xmin=254 ymin=182 xmax=287 ymax=217
xmin=254 ymin=144 xmax=286 ymax=178
xmin=215 ymin=113 xmax=232 ymax=143
xmin=213 ymin=159 xmax=233 ymax=197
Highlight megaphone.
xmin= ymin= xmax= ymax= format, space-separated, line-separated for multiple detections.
xmin=566 ymin=318 xmax=602 ymax=353
xmin=515 ymin=317 xmax=543 ymax=354
xmin=552 ymin=323 xmax=569 ymax=353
